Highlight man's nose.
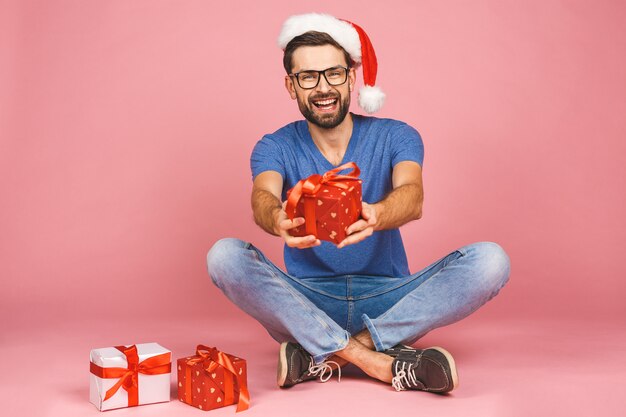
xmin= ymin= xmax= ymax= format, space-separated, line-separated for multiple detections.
xmin=315 ymin=74 xmax=332 ymax=93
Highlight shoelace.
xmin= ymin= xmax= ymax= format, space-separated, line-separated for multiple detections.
xmin=307 ymin=358 xmax=342 ymax=382
xmin=391 ymin=353 xmax=422 ymax=391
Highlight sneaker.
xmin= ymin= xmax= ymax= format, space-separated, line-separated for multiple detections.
xmin=277 ymin=342 xmax=341 ymax=388
xmin=384 ymin=343 xmax=419 ymax=358
xmin=390 ymin=346 xmax=458 ymax=393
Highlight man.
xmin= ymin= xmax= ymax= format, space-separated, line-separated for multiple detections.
xmin=207 ymin=13 xmax=510 ymax=393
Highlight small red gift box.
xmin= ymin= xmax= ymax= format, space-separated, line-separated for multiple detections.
xmin=177 ymin=345 xmax=250 ymax=412
xmin=286 ymin=162 xmax=363 ymax=244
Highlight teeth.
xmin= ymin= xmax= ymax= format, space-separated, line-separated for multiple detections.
xmin=314 ymin=99 xmax=337 ymax=106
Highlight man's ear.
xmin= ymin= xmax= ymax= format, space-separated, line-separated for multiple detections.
xmin=285 ymin=76 xmax=297 ymax=100
xmin=348 ymin=67 xmax=356 ymax=92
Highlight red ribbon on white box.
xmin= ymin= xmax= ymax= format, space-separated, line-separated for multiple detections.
xmin=90 ymin=345 xmax=171 ymax=407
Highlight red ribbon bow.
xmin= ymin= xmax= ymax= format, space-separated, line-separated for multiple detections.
xmin=286 ymin=162 xmax=361 ymax=236
xmin=184 ymin=345 xmax=250 ymax=412
xmin=89 ymin=345 xmax=171 ymax=407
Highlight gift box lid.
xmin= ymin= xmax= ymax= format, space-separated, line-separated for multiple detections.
xmin=90 ymin=342 xmax=171 ymax=368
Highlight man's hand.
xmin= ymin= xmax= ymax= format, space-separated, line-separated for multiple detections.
xmin=337 ymin=202 xmax=378 ymax=249
xmin=275 ymin=201 xmax=321 ymax=249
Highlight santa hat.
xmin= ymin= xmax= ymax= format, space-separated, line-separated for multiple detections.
xmin=278 ymin=13 xmax=386 ymax=114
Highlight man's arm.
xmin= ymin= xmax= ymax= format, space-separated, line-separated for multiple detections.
xmin=337 ymin=161 xmax=423 ymax=248
xmin=251 ymin=171 xmax=283 ymax=235
xmin=372 ymin=160 xmax=423 ymax=230
xmin=251 ymin=171 xmax=321 ymax=249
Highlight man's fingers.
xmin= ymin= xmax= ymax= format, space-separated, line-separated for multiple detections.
xmin=285 ymin=234 xmax=320 ymax=249
xmin=279 ymin=216 xmax=305 ymax=230
xmin=337 ymin=227 xmax=373 ymax=249
xmin=277 ymin=216 xmax=320 ymax=249
xmin=345 ymin=219 xmax=369 ymax=235
xmin=367 ymin=215 xmax=377 ymax=226
xmin=361 ymin=202 xmax=372 ymax=218
xmin=299 ymin=239 xmax=321 ymax=249
xmin=360 ymin=202 xmax=377 ymax=227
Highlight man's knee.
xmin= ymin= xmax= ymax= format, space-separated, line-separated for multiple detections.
xmin=206 ymin=238 xmax=248 ymax=288
xmin=467 ymin=241 xmax=511 ymax=291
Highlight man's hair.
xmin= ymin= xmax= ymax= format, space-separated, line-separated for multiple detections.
xmin=283 ymin=31 xmax=353 ymax=74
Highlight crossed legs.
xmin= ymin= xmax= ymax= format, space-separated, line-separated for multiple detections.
xmin=207 ymin=238 xmax=510 ymax=386
xmin=331 ymin=331 xmax=394 ymax=383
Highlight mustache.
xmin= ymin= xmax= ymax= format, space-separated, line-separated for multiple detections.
xmin=309 ymin=93 xmax=340 ymax=102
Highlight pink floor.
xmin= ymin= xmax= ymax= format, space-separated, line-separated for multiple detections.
xmin=3 ymin=314 xmax=625 ymax=417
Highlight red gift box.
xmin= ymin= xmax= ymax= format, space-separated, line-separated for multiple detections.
xmin=286 ymin=162 xmax=363 ymax=244
xmin=177 ymin=345 xmax=250 ymax=412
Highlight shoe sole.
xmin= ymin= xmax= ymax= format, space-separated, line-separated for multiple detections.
xmin=429 ymin=346 xmax=459 ymax=390
xmin=277 ymin=342 xmax=289 ymax=388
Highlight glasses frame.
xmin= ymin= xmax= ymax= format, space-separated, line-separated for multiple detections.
xmin=289 ymin=65 xmax=350 ymax=90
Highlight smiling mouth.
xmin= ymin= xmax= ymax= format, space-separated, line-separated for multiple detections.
xmin=311 ymin=97 xmax=338 ymax=110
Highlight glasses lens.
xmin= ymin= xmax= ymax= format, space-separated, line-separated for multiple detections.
xmin=297 ymin=71 xmax=320 ymax=89
xmin=324 ymin=67 xmax=347 ymax=86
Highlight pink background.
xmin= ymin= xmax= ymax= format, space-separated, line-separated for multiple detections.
xmin=1 ymin=1 xmax=625 ymax=416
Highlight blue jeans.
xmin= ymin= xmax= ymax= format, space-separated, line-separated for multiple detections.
xmin=207 ymin=238 xmax=510 ymax=364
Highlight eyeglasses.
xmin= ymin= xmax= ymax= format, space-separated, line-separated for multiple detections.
xmin=289 ymin=66 xmax=349 ymax=89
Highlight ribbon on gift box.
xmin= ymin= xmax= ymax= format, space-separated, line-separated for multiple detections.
xmin=89 ymin=345 xmax=171 ymax=407
xmin=184 ymin=345 xmax=250 ymax=412
xmin=286 ymin=162 xmax=361 ymax=237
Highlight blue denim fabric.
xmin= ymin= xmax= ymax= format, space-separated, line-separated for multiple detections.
xmin=207 ymin=238 xmax=510 ymax=364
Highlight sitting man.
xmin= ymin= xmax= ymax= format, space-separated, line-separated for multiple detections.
xmin=207 ymin=13 xmax=510 ymax=393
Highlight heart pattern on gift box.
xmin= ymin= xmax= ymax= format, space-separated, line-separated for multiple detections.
xmin=177 ymin=353 xmax=248 ymax=411
xmin=286 ymin=164 xmax=363 ymax=244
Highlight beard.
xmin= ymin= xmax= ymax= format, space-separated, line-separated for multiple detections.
xmin=296 ymin=91 xmax=351 ymax=129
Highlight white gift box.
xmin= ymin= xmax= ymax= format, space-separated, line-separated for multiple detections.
xmin=89 ymin=342 xmax=171 ymax=411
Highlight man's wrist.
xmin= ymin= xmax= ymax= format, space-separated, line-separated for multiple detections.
xmin=270 ymin=206 xmax=282 ymax=235
xmin=371 ymin=202 xmax=384 ymax=231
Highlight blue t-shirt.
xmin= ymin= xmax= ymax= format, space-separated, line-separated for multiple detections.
xmin=250 ymin=113 xmax=424 ymax=279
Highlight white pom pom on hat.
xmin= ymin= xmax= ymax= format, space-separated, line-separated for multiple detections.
xmin=278 ymin=13 xmax=386 ymax=114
